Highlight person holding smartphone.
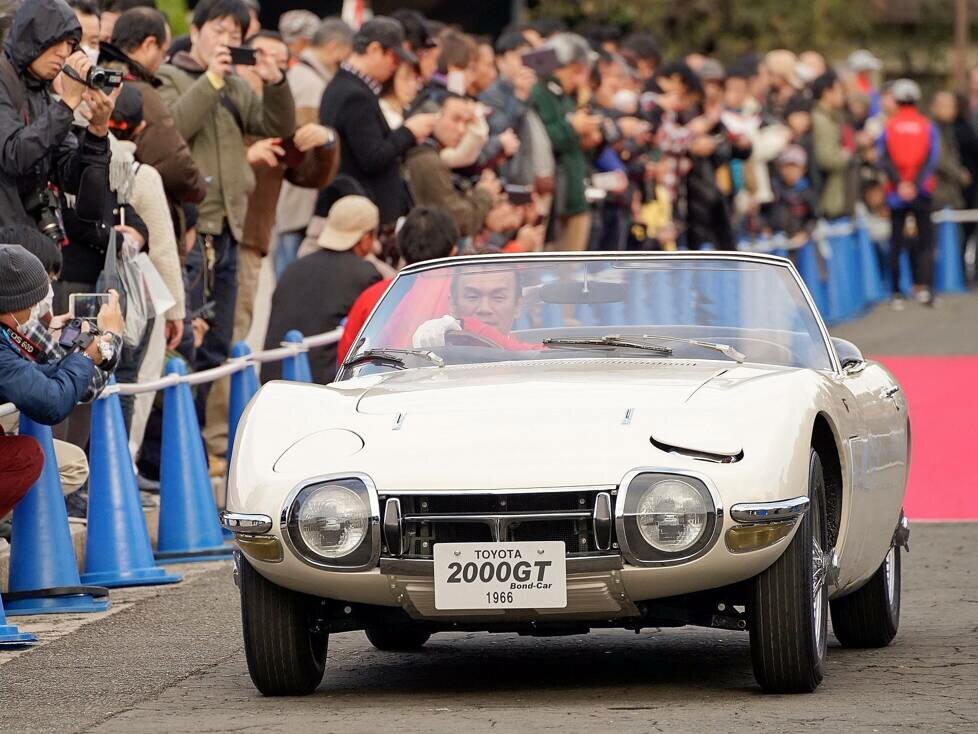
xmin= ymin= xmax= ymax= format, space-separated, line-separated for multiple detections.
xmin=157 ymin=0 xmax=295 ymax=428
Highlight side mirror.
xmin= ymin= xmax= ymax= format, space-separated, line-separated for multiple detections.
xmin=832 ymin=337 xmax=865 ymax=374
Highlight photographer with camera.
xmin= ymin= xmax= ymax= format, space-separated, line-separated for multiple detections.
xmin=0 ymin=0 xmax=119 ymax=236
xmin=0 ymin=245 xmax=123 ymax=426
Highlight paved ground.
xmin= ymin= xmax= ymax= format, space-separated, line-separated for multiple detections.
xmin=832 ymin=293 xmax=978 ymax=356
xmin=1 ymin=523 xmax=975 ymax=734
xmin=2 ymin=291 xmax=976 ymax=733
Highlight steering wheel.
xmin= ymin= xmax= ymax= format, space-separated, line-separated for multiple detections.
xmin=445 ymin=330 xmax=500 ymax=348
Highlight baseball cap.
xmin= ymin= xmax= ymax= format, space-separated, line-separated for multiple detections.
xmin=109 ymin=84 xmax=144 ymax=133
xmin=777 ymin=144 xmax=808 ymax=168
xmin=847 ymin=49 xmax=883 ymax=73
xmin=697 ymin=58 xmax=726 ymax=83
xmin=390 ymin=9 xmax=436 ymax=50
xmin=764 ymin=49 xmax=802 ymax=89
xmin=279 ymin=10 xmax=320 ymax=44
xmin=355 ymin=17 xmax=417 ymax=65
xmin=891 ymin=78 xmax=921 ymax=104
xmin=317 ymin=196 xmax=379 ymax=251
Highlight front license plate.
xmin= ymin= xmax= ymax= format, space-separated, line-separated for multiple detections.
xmin=433 ymin=541 xmax=567 ymax=610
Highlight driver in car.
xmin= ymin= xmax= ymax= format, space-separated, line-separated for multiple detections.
xmin=412 ymin=269 xmax=543 ymax=350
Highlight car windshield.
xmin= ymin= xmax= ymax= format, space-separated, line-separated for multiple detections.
xmin=341 ymin=254 xmax=834 ymax=377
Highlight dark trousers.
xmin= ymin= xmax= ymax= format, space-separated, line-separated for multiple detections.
xmin=0 ymin=435 xmax=44 ymax=517
xmin=191 ymin=228 xmax=238 ymax=426
xmin=890 ymin=198 xmax=934 ymax=292
xmin=116 ymin=315 xmax=155 ymax=431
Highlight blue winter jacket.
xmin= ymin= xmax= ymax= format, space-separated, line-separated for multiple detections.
xmin=0 ymin=332 xmax=96 ymax=425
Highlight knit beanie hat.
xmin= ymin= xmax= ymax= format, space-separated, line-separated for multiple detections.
xmin=0 ymin=245 xmax=50 ymax=313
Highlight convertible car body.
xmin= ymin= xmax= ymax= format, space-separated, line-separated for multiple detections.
xmin=225 ymin=252 xmax=910 ymax=696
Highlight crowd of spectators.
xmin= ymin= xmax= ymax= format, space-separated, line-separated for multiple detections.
xmin=2 ymin=0 xmax=978 ymax=528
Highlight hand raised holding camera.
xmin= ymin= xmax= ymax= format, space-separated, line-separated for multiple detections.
xmin=58 ymin=51 xmax=92 ymax=110
xmin=96 ymin=290 xmax=125 ymax=336
xmin=208 ymin=45 xmax=233 ymax=80
xmin=84 ymin=84 xmax=122 ymax=138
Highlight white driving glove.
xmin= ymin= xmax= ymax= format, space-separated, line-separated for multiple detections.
xmin=412 ymin=315 xmax=462 ymax=348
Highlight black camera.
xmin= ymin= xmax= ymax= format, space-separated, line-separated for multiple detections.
xmin=23 ymin=185 xmax=67 ymax=245
xmin=58 ymin=318 xmax=100 ymax=352
xmin=87 ymin=66 xmax=124 ymax=93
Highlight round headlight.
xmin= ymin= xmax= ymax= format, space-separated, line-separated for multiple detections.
xmin=636 ymin=478 xmax=709 ymax=553
xmin=296 ymin=484 xmax=368 ymax=559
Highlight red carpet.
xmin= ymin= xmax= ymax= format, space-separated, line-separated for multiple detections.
xmin=876 ymin=356 xmax=978 ymax=521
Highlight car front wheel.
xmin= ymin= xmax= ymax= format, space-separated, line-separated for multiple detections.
xmin=239 ymin=557 xmax=328 ymax=696
xmin=748 ymin=449 xmax=828 ymax=693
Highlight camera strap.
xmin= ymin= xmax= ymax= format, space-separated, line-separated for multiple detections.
xmin=0 ymin=324 xmax=43 ymax=362
xmin=60 ymin=63 xmax=97 ymax=91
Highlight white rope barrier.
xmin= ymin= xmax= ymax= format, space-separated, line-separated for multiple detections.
xmin=0 ymin=327 xmax=345 ymax=415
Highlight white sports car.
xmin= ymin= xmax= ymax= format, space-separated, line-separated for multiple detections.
xmin=224 ymin=252 xmax=910 ymax=696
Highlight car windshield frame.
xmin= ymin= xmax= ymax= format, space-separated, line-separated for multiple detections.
xmin=339 ymin=251 xmax=841 ymax=378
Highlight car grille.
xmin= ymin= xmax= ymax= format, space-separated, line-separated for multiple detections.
xmin=378 ymin=489 xmax=617 ymax=559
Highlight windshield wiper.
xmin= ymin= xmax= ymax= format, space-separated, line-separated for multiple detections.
xmin=630 ymin=334 xmax=745 ymax=363
xmin=343 ymin=348 xmax=445 ymax=370
xmin=543 ymin=335 xmax=673 ymax=355
xmin=543 ymin=334 xmax=745 ymax=363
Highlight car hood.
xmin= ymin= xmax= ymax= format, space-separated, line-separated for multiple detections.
xmin=238 ymin=358 xmax=811 ymax=492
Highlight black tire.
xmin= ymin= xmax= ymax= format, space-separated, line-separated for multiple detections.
xmin=365 ymin=624 xmax=431 ymax=651
xmin=830 ymin=544 xmax=901 ymax=648
xmin=749 ymin=449 xmax=828 ymax=693
xmin=240 ymin=558 xmax=328 ymax=696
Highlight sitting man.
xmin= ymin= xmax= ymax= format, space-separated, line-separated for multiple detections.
xmin=412 ymin=266 xmax=542 ymax=351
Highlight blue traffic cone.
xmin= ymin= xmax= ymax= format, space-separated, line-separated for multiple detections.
xmin=0 ymin=594 xmax=36 ymax=645
xmin=281 ymin=330 xmax=312 ymax=382
xmin=4 ymin=417 xmax=110 ymax=615
xmin=227 ymin=342 xmax=259 ymax=461
xmin=856 ymin=222 xmax=885 ymax=303
xmin=155 ymin=359 xmax=233 ymax=564
xmin=81 ymin=381 xmax=182 ymax=588
xmin=935 ymin=218 xmax=967 ymax=293
xmin=796 ymin=242 xmax=828 ymax=317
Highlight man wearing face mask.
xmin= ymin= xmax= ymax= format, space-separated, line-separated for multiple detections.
xmin=0 ymin=0 xmax=117 ymax=235
xmin=0 ymin=246 xmax=123 ymax=426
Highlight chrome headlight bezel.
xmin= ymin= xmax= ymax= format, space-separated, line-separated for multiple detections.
xmin=615 ymin=468 xmax=723 ymax=567
xmin=280 ymin=473 xmax=380 ymax=571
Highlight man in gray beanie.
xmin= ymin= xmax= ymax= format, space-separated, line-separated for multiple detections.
xmin=0 ymin=245 xmax=123 ymax=425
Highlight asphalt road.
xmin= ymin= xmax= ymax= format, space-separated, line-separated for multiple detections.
xmin=0 ymin=522 xmax=975 ymax=734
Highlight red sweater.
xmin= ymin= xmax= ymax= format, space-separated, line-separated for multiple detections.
xmin=337 ymin=279 xmax=391 ymax=365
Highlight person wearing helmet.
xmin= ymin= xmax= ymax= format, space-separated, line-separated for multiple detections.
xmin=879 ymin=78 xmax=939 ymax=308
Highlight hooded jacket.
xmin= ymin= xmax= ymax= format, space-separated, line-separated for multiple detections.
xmin=0 ymin=0 xmax=109 ymax=229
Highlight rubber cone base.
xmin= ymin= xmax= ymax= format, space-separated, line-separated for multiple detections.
xmin=4 ymin=592 xmax=110 ymax=616
xmin=0 ymin=624 xmax=37 ymax=645
xmin=80 ymin=566 xmax=182 ymax=588
xmin=154 ymin=544 xmax=234 ymax=565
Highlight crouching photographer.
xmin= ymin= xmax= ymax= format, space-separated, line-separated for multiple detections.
xmin=0 ymin=246 xmax=123 ymax=427
xmin=0 ymin=0 xmax=120 ymax=236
